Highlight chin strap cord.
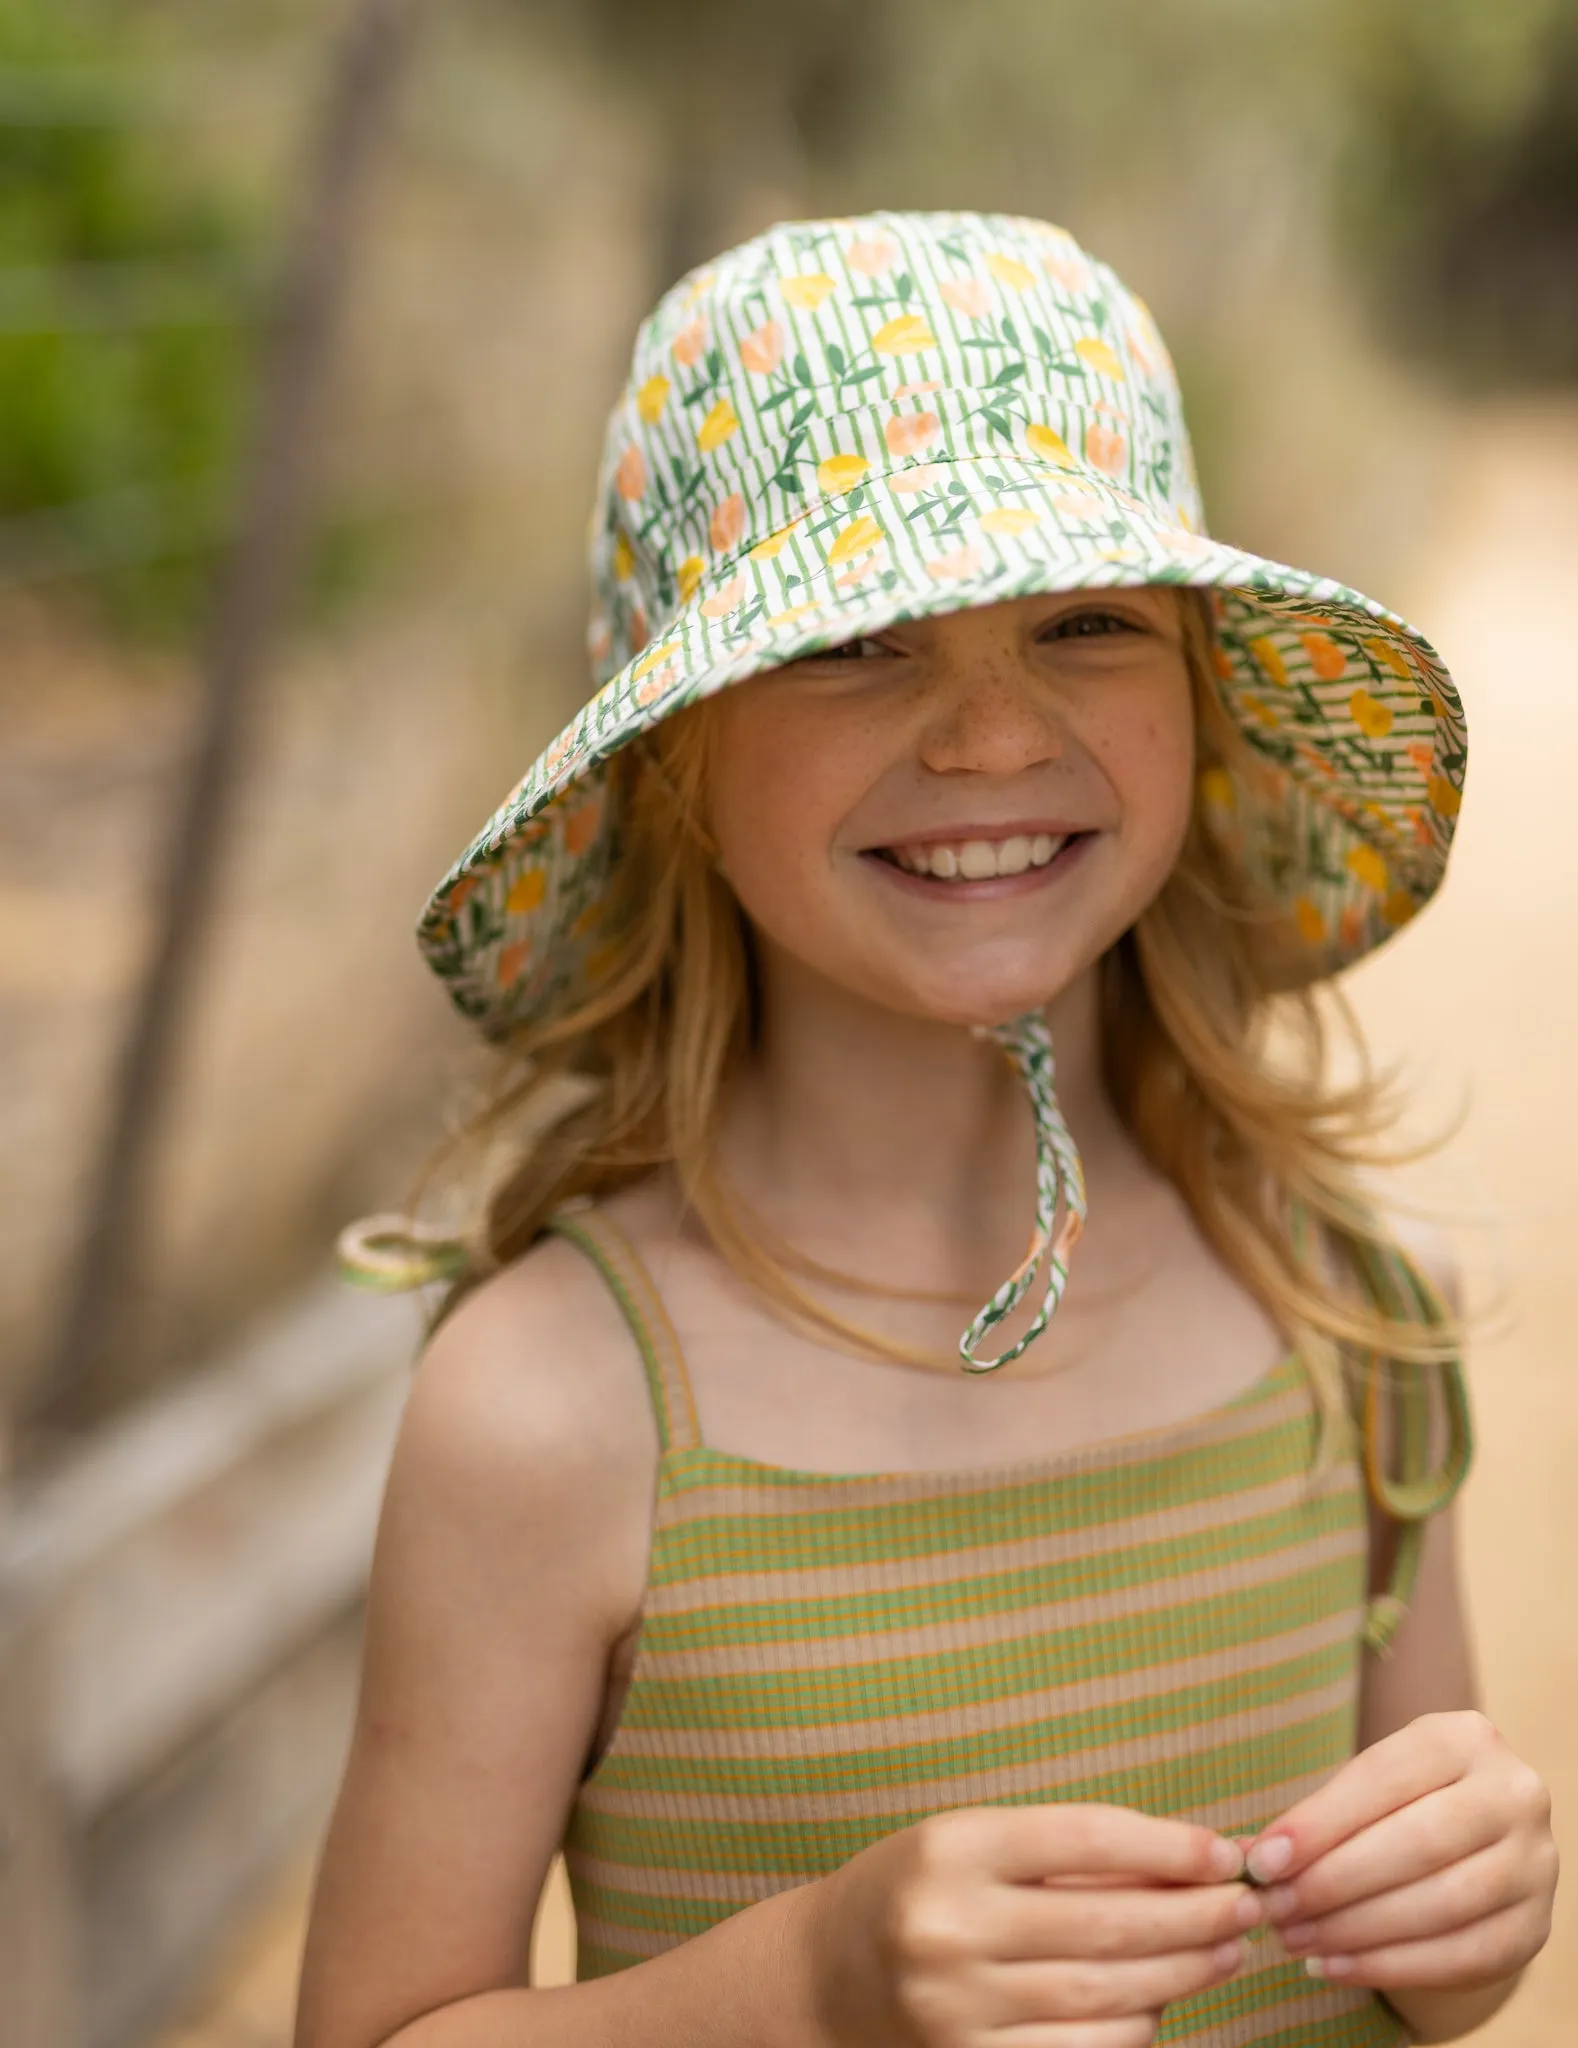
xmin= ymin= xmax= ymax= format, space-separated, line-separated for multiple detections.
xmin=957 ymin=1011 xmax=1088 ymax=1373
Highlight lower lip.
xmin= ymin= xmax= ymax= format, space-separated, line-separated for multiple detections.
xmin=860 ymin=834 xmax=1093 ymax=899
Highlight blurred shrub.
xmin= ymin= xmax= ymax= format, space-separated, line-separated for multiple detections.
xmin=0 ymin=0 xmax=254 ymax=631
xmin=1335 ymin=0 xmax=1578 ymax=386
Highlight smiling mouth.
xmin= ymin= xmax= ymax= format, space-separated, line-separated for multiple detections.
xmin=868 ymin=831 xmax=1079 ymax=881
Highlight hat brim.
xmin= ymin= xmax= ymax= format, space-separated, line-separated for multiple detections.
xmin=419 ymin=452 xmax=1464 ymax=1040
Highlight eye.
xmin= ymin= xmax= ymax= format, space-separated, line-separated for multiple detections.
xmin=816 ymin=632 xmax=896 ymax=661
xmin=1043 ymin=607 xmax=1144 ymax=640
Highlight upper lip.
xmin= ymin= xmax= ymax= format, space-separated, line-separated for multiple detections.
xmin=862 ymin=821 xmax=1085 ymax=850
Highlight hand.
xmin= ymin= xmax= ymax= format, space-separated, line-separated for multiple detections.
xmin=804 ymin=1802 xmax=1260 ymax=2047
xmin=1246 ymin=1711 xmax=1557 ymax=1994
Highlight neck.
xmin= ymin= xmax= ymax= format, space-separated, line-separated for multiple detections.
xmin=714 ymin=947 xmax=1138 ymax=1298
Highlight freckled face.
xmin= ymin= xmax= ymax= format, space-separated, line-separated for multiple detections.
xmin=704 ymin=589 xmax=1198 ymax=1028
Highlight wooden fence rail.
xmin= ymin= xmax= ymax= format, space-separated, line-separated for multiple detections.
xmin=0 ymin=1279 xmax=418 ymax=2048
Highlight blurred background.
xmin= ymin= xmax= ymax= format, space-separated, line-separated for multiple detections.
xmin=1 ymin=0 xmax=1574 ymax=2042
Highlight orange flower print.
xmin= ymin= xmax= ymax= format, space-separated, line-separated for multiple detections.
xmin=885 ymin=409 xmax=941 ymax=458
xmin=635 ymin=664 xmax=677 ymax=705
xmin=927 ymin=544 xmax=985 ymax=581
xmin=893 ymin=380 xmax=943 ymax=399
xmin=1406 ymin=740 xmax=1434 ymax=775
xmin=701 ymin=575 xmax=747 ymax=618
xmin=1294 ymin=897 xmax=1326 ymax=945
xmin=709 ymin=493 xmax=747 ymax=552
xmin=615 ymin=444 xmax=647 ymax=502
xmin=1339 ymin=905 xmax=1365 ymax=952
xmin=448 ymin=875 xmax=479 ymax=912
xmin=587 ymin=616 xmax=613 ymax=666
xmin=495 ymin=938 xmax=531 ymax=989
xmin=846 ymin=233 xmax=899 ymax=277
xmin=1299 ymin=630 xmax=1347 ymax=680
xmin=940 ymin=276 xmax=991 ymax=319
xmin=1084 ymin=420 xmax=1128 ymax=475
xmin=564 ymin=797 xmax=604 ymax=857
xmin=890 ymin=463 xmax=944 ymax=495
xmin=628 ymin=603 xmax=649 ymax=653
xmin=739 ymin=319 xmax=785 ymax=375
xmin=672 ymin=318 xmax=707 ymax=367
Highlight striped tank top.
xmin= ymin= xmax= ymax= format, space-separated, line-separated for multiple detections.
xmin=550 ymin=1206 xmax=1470 ymax=2045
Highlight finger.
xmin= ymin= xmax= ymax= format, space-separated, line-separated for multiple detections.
xmin=990 ymin=2019 xmax=1157 ymax=2048
xmin=985 ymin=1803 xmax=1244 ymax=1886
xmin=1246 ymin=1713 xmax=1490 ymax=1884
xmin=991 ymin=1937 xmax=1247 ymax=2025
xmin=1278 ymin=1837 xmax=1523 ymax=1956
xmin=992 ymin=2017 xmax=1157 ymax=2047
xmin=1262 ymin=1781 xmax=1503 ymax=1924
xmin=1297 ymin=1901 xmax=1536 ymax=1990
xmin=992 ymin=1878 xmax=1261 ymax=1961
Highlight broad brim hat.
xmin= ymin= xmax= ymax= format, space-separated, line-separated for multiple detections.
xmin=415 ymin=210 xmax=1466 ymax=1368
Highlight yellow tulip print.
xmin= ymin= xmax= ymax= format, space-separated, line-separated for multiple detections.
xmin=1025 ymin=422 xmax=1077 ymax=467
xmin=816 ymin=454 xmax=871 ymax=493
xmin=749 ymin=523 xmax=800 ymax=561
xmin=779 ymin=271 xmax=838 ymax=310
xmin=979 ymin=507 xmax=1041 ymax=535
xmin=1345 ymin=844 xmax=1389 ymax=892
xmin=1247 ymin=636 xmax=1289 ymax=686
xmin=1428 ymin=773 xmax=1462 ymax=817
xmin=1294 ymin=897 xmax=1326 ymax=944
xmin=698 ymin=398 xmax=740 ymax=453
xmin=1198 ymin=766 xmax=1236 ymax=814
xmin=1349 ymin=688 xmax=1395 ymax=739
xmin=984 ymin=251 xmax=1037 ymax=292
xmin=826 ymin=515 xmax=884 ymax=565
xmin=505 ymin=866 xmax=546 ymax=915
xmin=1075 ymin=337 xmax=1125 ymax=378
xmin=676 ymin=555 xmax=705 ymax=601
xmin=872 ymin=314 xmax=938 ymax=353
xmin=613 ymin=530 xmax=635 ymax=581
xmin=636 ymin=374 xmax=670 ymax=424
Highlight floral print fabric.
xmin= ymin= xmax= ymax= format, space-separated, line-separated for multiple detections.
xmin=417 ymin=210 xmax=1466 ymax=1041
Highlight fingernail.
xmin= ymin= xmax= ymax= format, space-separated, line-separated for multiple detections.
xmin=1209 ymin=1835 xmax=1246 ymax=1880
xmin=1305 ymin=1957 xmax=1326 ymax=1980
xmin=1307 ymin=1955 xmax=1352 ymax=1981
xmin=1281 ymin=1920 xmax=1314 ymax=1952
xmin=1264 ymin=1884 xmax=1298 ymax=1920
xmin=1234 ymin=1891 xmax=1262 ymax=1931
xmin=1213 ymin=1939 xmax=1246 ymax=1975
xmin=1246 ymin=1835 xmax=1293 ymax=1883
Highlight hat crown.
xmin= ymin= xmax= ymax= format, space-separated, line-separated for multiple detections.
xmin=586 ymin=211 xmax=1205 ymax=685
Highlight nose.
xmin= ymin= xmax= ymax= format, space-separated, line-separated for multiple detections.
xmin=917 ymin=651 xmax=1065 ymax=778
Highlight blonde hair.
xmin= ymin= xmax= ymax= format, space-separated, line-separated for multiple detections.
xmin=383 ymin=593 xmax=1457 ymax=1457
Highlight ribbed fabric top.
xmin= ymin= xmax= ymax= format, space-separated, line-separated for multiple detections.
xmin=550 ymin=1206 xmax=1461 ymax=2045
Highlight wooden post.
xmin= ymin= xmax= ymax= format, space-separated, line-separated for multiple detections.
xmin=37 ymin=0 xmax=424 ymax=1430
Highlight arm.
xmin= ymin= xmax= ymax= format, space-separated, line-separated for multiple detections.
xmin=1249 ymin=1227 xmax=1557 ymax=2045
xmin=291 ymin=1243 xmax=830 ymax=2048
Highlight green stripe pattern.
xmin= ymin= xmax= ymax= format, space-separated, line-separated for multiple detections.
xmin=554 ymin=1211 xmax=1407 ymax=2044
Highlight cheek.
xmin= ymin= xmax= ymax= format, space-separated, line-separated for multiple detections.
xmin=706 ymin=701 xmax=866 ymax=939
xmin=1091 ymin=671 xmax=1197 ymax=856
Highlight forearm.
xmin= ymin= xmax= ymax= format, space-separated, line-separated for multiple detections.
xmin=379 ymin=1881 xmax=829 ymax=2048
xmin=1383 ymin=1967 xmax=1523 ymax=2044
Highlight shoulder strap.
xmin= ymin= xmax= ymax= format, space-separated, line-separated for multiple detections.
xmin=1344 ymin=1232 xmax=1474 ymax=1656
xmin=541 ymin=1204 xmax=702 ymax=1454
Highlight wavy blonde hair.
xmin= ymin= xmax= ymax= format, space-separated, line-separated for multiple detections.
xmin=385 ymin=593 xmax=1456 ymax=1458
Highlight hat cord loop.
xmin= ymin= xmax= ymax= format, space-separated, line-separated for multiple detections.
xmin=957 ymin=1011 xmax=1088 ymax=1373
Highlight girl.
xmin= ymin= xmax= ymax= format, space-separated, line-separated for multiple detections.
xmin=297 ymin=212 xmax=1556 ymax=2048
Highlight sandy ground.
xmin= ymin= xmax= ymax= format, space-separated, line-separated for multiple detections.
xmin=154 ymin=400 xmax=1578 ymax=2046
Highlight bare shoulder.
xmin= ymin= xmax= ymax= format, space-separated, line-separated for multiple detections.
xmin=400 ymin=1228 xmax=660 ymax=1533
xmin=294 ymin=1230 xmax=659 ymax=2048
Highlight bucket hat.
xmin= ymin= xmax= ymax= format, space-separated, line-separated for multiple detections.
xmin=414 ymin=210 xmax=1466 ymax=1369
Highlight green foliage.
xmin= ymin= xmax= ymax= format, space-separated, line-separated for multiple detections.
xmin=0 ymin=0 xmax=256 ymax=630
xmin=1332 ymin=0 xmax=1578 ymax=386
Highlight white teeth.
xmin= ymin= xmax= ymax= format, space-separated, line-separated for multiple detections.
xmin=887 ymin=832 xmax=1069 ymax=879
